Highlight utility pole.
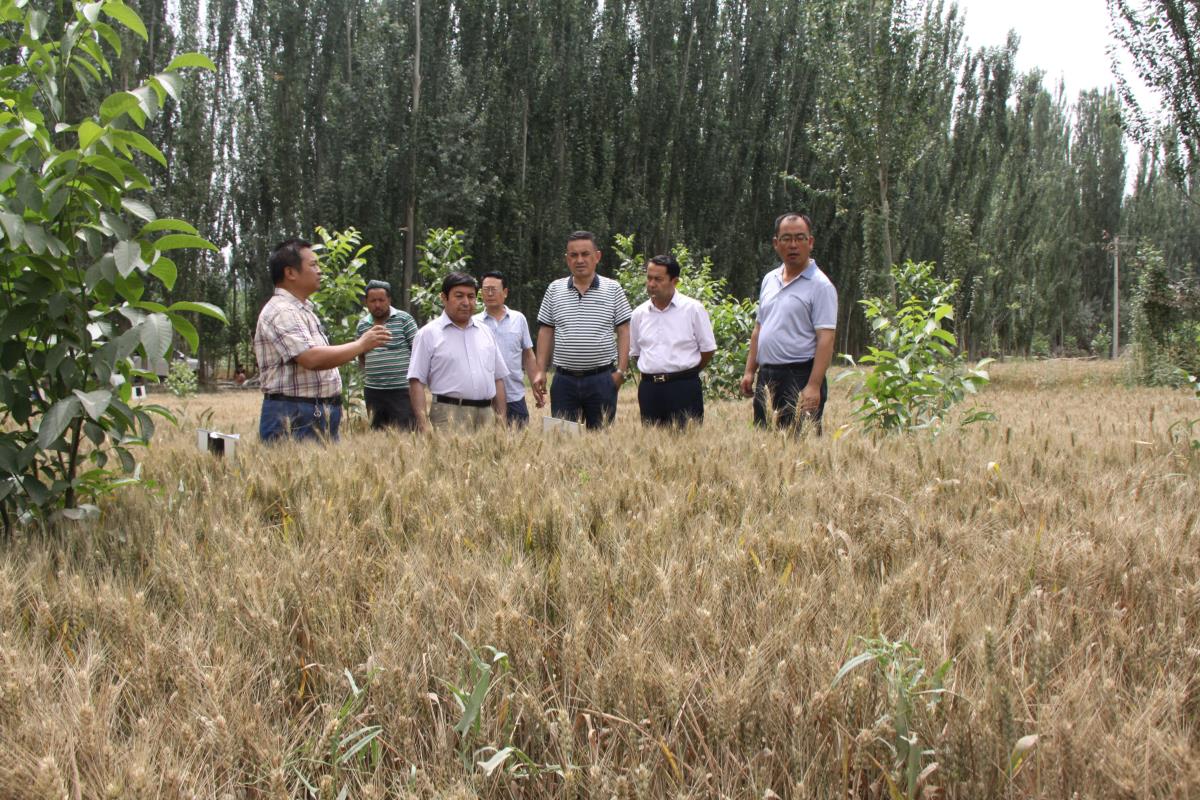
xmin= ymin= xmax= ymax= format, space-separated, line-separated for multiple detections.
xmin=1112 ymin=235 xmax=1119 ymax=359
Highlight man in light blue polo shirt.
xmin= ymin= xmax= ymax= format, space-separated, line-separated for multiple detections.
xmin=475 ymin=270 xmax=541 ymax=427
xmin=740 ymin=212 xmax=838 ymax=432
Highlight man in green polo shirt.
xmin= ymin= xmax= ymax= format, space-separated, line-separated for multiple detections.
xmin=356 ymin=280 xmax=419 ymax=430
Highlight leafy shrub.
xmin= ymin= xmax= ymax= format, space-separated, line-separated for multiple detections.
xmin=309 ymin=226 xmax=370 ymax=410
xmin=1090 ymin=324 xmax=1112 ymax=358
xmin=166 ymin=360 xmax=198 ymax=397
xmin=310 ymin=226 xmax=370 ymax=344
xmin=1167 ymin=371 xmax=1200 ymax=467
xmin=833 ymin=636 xmax=952 ymax=799
xmin=0 ymin=1 xmax=223 ymax=528
xmin=1030 ymin=332 xmax=1051 ymax=358
xmin=1129 ymin=246 xmax=1200 ymax=385
xmin=613 ymin=234 xmax=756 ymax=399
xmin=840 ymin=261 xmax=993 ymax=433
xmin=412 ymin=228 xmax=471 ymax=324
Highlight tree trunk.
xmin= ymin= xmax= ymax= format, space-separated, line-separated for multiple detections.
xmin=403 ymin=0 xmax=421 ymax=311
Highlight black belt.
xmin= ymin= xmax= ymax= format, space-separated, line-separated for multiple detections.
xmin=641 ymin=367 xmax=701 ymax=384
xmin=760 ymin=360 xmax=815 ymax=371
xmin=264 ymin=392 xmax=342 ymax=406
xmin=434 ymin=395 xmax=491 ymax=408
xmin=555 ymin=364 xmax=613 ymax=377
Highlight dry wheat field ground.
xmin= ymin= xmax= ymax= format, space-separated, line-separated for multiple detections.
xmin=1 ymin=359 xmax=1198 ymax=799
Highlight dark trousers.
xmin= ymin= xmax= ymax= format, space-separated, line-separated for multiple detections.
xmin=364 ymin=386 xmax=414 ymax=431
xmin=753 ymin=361 xmax=827 ymax=434
xmin=259 ymin=397 xmax=342 ymax=443
xmin=550 ymin=370 xmax=617 ymax=429
xmin=506 ymin=397 xmax=530 ymax=428
xmin=638 ymin=374 xmax=704 ymax=427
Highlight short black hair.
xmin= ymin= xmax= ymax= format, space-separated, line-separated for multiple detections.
xmin=773 ymin=212 xmax=814 ymax=237
xmin=480 ymin=270 xmax=507 ymax=289
xmin=441 ymin=271 xmax=478 ymax=296
xmin=269 ymin=238 xmax=313 ymax=285
xmin=364 ymin=279 xmax=391 ymax=299
xmin=648 ymin=254 xmax=680 ymax=280
xmin=566 ymin=231 xmax=597 ymax=247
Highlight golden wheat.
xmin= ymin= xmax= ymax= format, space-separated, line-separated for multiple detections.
xmin=1 ymin=360 xmax=1197 ymax=798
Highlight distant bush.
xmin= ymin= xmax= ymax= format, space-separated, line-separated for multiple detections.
xmin=1090 ymin=324 xmax=1112 ymax=358
xmin=1129 ymin=247 xmax=1200 ymax=386
xmin=166 ymin=361 xmax=198 ymax=397
xmin=612 ymin=235 xmax=756 ymax=399
xmin=1030 ymin=332 xmax=1051 ymax=359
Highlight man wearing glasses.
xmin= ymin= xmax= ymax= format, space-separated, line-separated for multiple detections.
xmin=475 ymin=271 xmax=541 ymax=427
xmin=740 ymin=212 xmax=838 ymax=433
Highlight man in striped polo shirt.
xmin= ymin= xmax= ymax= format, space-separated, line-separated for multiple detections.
xmin=356 ymin=280 xmax=419 ymax=430
xmin=533 ymin=231 xmax=632 ymax=429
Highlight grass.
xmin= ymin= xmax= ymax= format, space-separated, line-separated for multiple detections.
xmin=1 ymin=359 xmax=1197 ymax=798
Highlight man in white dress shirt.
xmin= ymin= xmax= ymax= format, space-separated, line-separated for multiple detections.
xmin=628 ymin=254 xmax=717 ymax=426
xmin=408 ymin=272 xmax=509 ymax=432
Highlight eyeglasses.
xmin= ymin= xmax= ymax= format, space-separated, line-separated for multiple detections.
xmin=481 ymin=286 xmax=502 ymax=293
xmin=776 ymin=234 xmax=812 ymax=244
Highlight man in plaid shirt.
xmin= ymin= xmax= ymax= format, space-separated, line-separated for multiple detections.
xmin=254 ymin=238 xmax=390 ymax=442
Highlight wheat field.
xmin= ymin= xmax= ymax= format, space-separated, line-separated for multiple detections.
xmin=1 ymin=360 xmax=1198 ymax=799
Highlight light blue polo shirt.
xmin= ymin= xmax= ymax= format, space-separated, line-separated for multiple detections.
xmin=474 ymin=308 xmax=533 ymax=402
xmin=755 ymin=260 xmax=838 ymax=364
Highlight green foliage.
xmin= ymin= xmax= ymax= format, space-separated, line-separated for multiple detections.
xmin=0 ymin=0 xmax=223 ymax=527
xmin=143 ymin=0 xmax=1198 ymax=366
xmin=1129 ymin=245 xmax=1200 ymax=386
xmin=1030 ymin=332 xmax=1051 ymax=358
xmin=310 ymin=226 xmax=370 ymax=345
xmin=1109 ymin=0 xmax=1200 ymax=191
xmin=412 ymin=228 xmax=471 ymax=324
xmin=613 ymin=234 xmax=757 ymax=399
xmin=439 ymin=634 xmax=563 ymax=779
xmin=1166 ymin=371 xmax=1200 ymax=467
xmin=288 ymin=668 xmax=384 ymax=797
xmin=309 ymin=226 xmax=370 ymax=411
xmin=833 ymin=635 xmax=953 ymax=800
xmin=1090 ymin=324 xmax=1113 ymax=358
xmin=165 ymin=360 xmax=198 ymax=397
xmin=841 ymin=261 xmax=994 ymax=433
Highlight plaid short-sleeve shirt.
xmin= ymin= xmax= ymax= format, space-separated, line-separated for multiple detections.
xmin=253 ymin=288 xmax=342 ymax=397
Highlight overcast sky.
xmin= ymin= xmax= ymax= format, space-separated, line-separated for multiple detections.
xmin=954 ymin=0 xmax=1147 ymax=106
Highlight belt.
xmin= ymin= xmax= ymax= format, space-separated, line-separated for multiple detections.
xmin=555 ymin=364 xmax=613 ymax=377
xmin=264 ymin=392 xmax=342 ymax=406
xmin=760 ymin=360 xmax=815 ymax=371
xmin=434 ymin=395 xmax=491 ymax=408
xmin=641 ymin=367 xmax=701 ymax=384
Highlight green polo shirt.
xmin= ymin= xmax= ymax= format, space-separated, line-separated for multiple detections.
xmin=356 ymin=308 xmax=418 ymax=389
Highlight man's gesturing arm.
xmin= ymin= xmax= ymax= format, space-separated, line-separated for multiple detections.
xmin=296 ymin=325 xmax=389 ymax=371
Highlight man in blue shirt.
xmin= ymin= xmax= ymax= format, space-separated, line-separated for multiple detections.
xmin=740 ymin=212 xmax=838 ymax=432
xmin=475 ymin=271 xmax=541 ymax=427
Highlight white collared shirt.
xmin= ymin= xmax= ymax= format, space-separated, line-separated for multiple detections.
xmin=629 ymin=292 xmax=717 ymax=374
xmin=407 ymin=312 xmax=510 ymax=400
xmin=474 ymin=307 xmax=533 ymax=401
